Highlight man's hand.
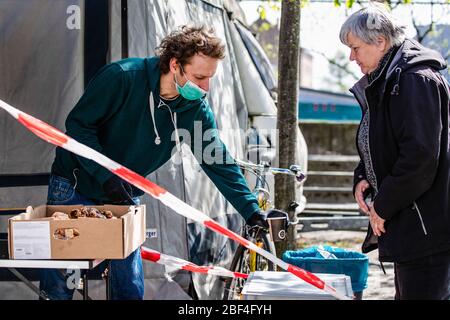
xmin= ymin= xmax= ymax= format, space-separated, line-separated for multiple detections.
xmin=354 ymin=179 xmax=371 ymax=215
xmin=369 ymin=205 xmax=386 ymax=237
xmin=246 ymin=211 xmax=269 ymax=229
xmin=102 ymin=176 xmax=134 ymax=205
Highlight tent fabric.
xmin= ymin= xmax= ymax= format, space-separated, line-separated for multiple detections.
xmin=0 ymin=0 xmax=84 ymax=208
xmin=235 ymin=22 xmax=278 ymax=94
xmin=0 ymin=0 xmax=84 ymax=174
xmin=227 ymin=19 xmax=277 ymax=116
xmin=0 ymin=0 xmax=308 ymax=300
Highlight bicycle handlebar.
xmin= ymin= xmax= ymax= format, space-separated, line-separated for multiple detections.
xmin=236 ymin=159 xmax=304 ymax=227
xmin=235 ymin=159 xmax=306 ymax=183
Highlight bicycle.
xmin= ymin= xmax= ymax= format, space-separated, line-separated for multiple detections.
xmin=222 ymin=159 xmax=306 ymax=300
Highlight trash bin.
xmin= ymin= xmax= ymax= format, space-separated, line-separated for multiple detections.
xmin=282 ymin=246 xmax=369 ymax=299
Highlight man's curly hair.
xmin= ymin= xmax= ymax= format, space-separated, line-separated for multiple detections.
xmin=156 ymin=25 xmax=226 ymax=74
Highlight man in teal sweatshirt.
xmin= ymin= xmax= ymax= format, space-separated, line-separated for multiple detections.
xmin=40 ymin=25 xmax=267 ymax=300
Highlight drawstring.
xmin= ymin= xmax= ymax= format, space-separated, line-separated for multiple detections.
xmin=390 ymin=67 xmax=402 ymax=96
xmin=173 ymin=113 xmax=181 ymax=154
xmin=149 ymin=92 xmax=161 ymax=145
xmin=149 ymin=91 xmax=182 ymax=154
xmin=163 ymin=105 xmax=181 ymax=154
xmin=72 ymin=168 xmax=79 ymax=190
xmin=379 ymin=261 xmax=387 ymax=275
xmin=163 ymin=101 xmax=183 ymax=167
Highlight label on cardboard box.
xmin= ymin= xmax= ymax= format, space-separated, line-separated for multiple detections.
xmin=147 ymin=228 xmax=157 ymax=239
xmin=12 ymin=221 xmax=51 ymax=259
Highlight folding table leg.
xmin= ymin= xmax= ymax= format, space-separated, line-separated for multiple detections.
xmin=8 ymin=267 xmax=50 ymax=300
xmin=103 ymin=260 xmax=112 ymax=300
xmin=83 ymin=271 xmax=89 ymax=300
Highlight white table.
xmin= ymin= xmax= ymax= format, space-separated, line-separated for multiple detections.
xmin=0 ymin=258 xmax=108 ymax=300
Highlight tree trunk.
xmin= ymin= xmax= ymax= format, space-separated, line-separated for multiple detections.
xmin=275 ymin=0 xmax=301 ymax=257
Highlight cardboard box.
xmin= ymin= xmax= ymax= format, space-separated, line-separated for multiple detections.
xmin=8 ymin=204 xmax=146 ymax=260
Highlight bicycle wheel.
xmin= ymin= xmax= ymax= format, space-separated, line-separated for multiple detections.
xmin=223 ymin=232 xmax=275 ymax=300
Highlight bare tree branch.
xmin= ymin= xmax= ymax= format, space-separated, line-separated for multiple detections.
xmin=412 ymin=15 xmax=434 ymax=43
xmin=311 ymin=49 xmax=360 ymax=80
xmin=390 ymin=0 xmax=404 ymax=10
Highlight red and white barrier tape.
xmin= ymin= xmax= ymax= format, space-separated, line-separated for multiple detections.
xmin=0 ymin=99 xmax=350 ymax=300
xmin=141 ymin=246 xmax=248 ymax=279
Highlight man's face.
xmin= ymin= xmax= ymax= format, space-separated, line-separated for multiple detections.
xmin=173 ymin=54 xmax=219 ymax=92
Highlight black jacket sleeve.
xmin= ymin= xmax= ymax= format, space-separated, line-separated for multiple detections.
xmin=353 ymin=160 xmax=367 ymax=198
xmin=374 ymin=73 xmax=442 ymax=220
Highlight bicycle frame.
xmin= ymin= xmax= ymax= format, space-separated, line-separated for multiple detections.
xmin=239 ymin=159 xmax=302 ymax=271
xmin=222 ymin=159 xmax=305 ymax=300
xmin=248 ymin=165 xmax=275 ymax=271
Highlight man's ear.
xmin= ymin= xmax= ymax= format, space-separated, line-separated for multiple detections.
xmin=169 ymin=58 xmax=179 ymax=74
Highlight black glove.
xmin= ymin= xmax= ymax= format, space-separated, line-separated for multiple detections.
xmin=246 ymin=211 xmax=269 ymax=229
xmin=102 ymin=175 xmax=135 ymax=205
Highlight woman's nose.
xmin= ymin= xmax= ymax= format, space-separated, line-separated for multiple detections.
xmin=349 ymin=51 xmax=355 ymax=61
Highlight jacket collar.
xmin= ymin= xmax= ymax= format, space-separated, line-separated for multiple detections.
xmin=351 ymin=38 xmax=448 ymax=102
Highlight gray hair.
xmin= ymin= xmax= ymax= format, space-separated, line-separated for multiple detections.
xmin=339 ymin=2 xmax=406 ymax=48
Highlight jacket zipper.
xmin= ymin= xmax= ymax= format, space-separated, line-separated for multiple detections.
xmin=350 ymin=60 xmax=396 ymax=198
xmin=413 ymin=201 xmax=428 ymax=235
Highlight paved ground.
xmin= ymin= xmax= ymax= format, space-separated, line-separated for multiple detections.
xmin=297 ymin=230 xmax=395 ymax=300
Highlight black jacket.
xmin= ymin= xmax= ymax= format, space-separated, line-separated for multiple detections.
xmin=350 ymin=39 xmax=450 ymax=262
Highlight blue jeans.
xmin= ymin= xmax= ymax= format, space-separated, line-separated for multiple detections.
xmin=39 ymin=173 xmax=144 ymax=300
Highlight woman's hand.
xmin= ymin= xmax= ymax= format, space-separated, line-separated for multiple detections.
xmin=354 ymin=179 xmax=371 ymax=214
xmin=369 ymin=205 xmax=386 ymax=237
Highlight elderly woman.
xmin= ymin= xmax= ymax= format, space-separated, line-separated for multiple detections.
xmin=340 ymin=4 xmax=450 ymax=300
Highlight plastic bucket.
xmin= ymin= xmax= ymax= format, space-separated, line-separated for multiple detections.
xmin=282 ymin=245 xmax=369 ymax=299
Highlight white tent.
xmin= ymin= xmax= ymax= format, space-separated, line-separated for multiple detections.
xmin=0 ymin=0 xmax=307 ymax=299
